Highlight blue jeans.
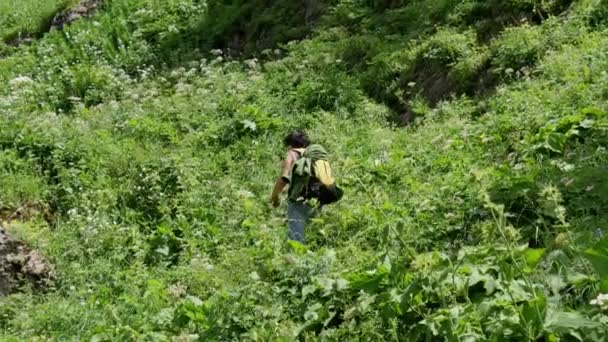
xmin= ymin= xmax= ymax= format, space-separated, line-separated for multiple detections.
xmin=287 ymin=201 xmax=314 ymax=243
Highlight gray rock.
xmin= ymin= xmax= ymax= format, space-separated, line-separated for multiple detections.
xmin=0 ymin=226 xmax=55 ymax=296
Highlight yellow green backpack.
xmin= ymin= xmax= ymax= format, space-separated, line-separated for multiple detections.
xmin=288 ymin=144 xmax=343 ymax=205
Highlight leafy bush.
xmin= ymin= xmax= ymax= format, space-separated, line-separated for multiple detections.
xmin=400 ymin=29 xmax=482 ymax=104
xmin=415 ymin=29 xmax=478 ymax=67
xmin=336 ymin=35 xmax=382 ymax=70
xmin=449 ymin=0 xmax=574 ymax=39
xmin=587 ymin=0 xmax=608 ymax=27
xmin=195 ymin=0 xmax=334 ymax=56
xmin=490 ymin=24 xmax=546 ymax=72
xmin=0 ymin=151 xmax=48 ymax=209
xmin=0 ymin=0 xmax=73 ymax=43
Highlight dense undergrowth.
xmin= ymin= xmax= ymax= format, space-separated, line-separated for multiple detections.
xmin=1 ymin=0 xmax=608 ymax=340
xmin=0 ymin=0 xmax=78 ymax=53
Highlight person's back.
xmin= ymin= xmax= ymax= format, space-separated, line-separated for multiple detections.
xmin=270 ymin=131 xmax=313 ymax=243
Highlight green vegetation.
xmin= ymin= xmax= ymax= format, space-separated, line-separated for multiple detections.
xmin=1 ymin=0 xmax=608 ymax=340
xmin=0 ymin=0 xmax=75 ymax=52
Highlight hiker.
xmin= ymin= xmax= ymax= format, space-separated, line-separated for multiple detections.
xmin=270 ymin=131 xmax=342 ymax=243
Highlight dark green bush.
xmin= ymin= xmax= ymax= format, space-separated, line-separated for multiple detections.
xmin=490 ymin=24 xmax=545 ymax=72
xmin=449 ymin=0 xmax=573 ymax=39
xmin=294 ymin=71 xmax=362 ymax=112
xmin=588 ymin=0 xmax=608 ymax=27
xmin=336 ymin=35 xmax=382 ymax=70
xmin=415 ymin=29 xmax=478 ymax=67
xmin=196 ymin=0 xmax=334 ymax=56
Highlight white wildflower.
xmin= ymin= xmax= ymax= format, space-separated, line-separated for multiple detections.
xmin=185 ymin=68 xmax=197 ymax=78
xmin=210 ymin=49 xmax=223 ymax=56
xmin=168 ymin=283 xmax=187 ymax=298
xmin=245 ymin=58 xmax=258 ymax=70
xmin=590 ymin=293 xmax=608 ymax=310
xmin=167 ymin=25 xmax=178 ymax=33
xmin=175 ymin=82 xmax=193 ymax=95
xmin=237 ymin=190 xmax=254 ymax=198
xmin=9 ymin=76 xmax=33 ymax=87
xmin=174 ymin=334 xmax=200 ymax=342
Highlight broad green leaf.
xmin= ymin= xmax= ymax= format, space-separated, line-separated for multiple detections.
xmin=545 ymin=274 xmax=567 ymax=295
xmin=186 ymin=295 xmax=203 ymax=307
xmin=523 ymin=248 xmax=545 ymax=268
xmin=155 ymin=245 xmax=169 ymax=256
xmin=545 ymin=132 xmax=567 ymax=153
xmin=287 ymin=240 xmax=307 ymax=254
xmin=241 ymin=119 xmax=257 ymax=132
xmin=304 ymin=303 xmax=323 ymax=322
xmin=584 ymin=238 xmax=608 ymax=285
xmin=315 ymin=277 xmax=334 ymax=296
xmin=346 ymin=266 xmax=389 ymax=293
xmin=579 ymin=118 xmax=595 ymax=129
xmin=566 ymin=272 xmax=593 ymax=287
xmin=302 ymin=284 xmax=316 ymax=299
xmin=600 ymin=278 xmax=608 ymax=293
xmin=521 ymin=290 xmax=546 ymax=335
xmin=249 ymin=271 xmax=260 ymax=281
xmin=544 ymin=309 xmax=601 ymax=334
xmin=336 ymin=278 xmax=349 ymax=291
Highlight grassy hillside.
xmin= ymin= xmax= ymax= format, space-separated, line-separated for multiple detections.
xmin=0 ymin=0 xmax=78 ymax=53
xmin=1 ymin=0 xmax=608 ymax=340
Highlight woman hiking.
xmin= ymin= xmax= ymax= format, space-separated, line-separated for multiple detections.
xmin=270 ymin=131 xmax=314 ymax=243
xmin=271 ymin=131 xmax=342 ymax=243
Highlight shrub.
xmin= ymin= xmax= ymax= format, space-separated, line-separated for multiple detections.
xmin=450 ymin=47 xmax=491 ymax=86
xmin=587 ymin=0 xmax=608 ymax=27
xmin=0 ymin=151 xmax=48 ymax=209
xmin=490 ymin=24 xmax=546 ymax=72
xmin=0 ymin=0 xmax=72 ymax=42
xmin=36 ymin=63 xmax=129 ymax=113
xmin=415 ymin=29 xmax=478 ymax=67
xmin=336 ymin=35 xmax=382 ymax=70
xmin=294 ymin=71 xmax=362 ymax=113
xmin=196 ymin=0 xmax=334 ymax=56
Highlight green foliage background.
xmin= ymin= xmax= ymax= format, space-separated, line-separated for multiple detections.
xmin=1 ymin=0 xmax=608 ymax=340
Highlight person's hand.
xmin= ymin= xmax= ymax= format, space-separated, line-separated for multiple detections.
xmin=271 ymin=194 xmax=280 ymax=208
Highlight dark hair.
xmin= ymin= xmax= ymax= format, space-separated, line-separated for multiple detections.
xmin=283 ymin=131 xmax=310 ymax=148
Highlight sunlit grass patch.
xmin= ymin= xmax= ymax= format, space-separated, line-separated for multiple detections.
xmin=0 ymin=0 xmax=75 ymax=43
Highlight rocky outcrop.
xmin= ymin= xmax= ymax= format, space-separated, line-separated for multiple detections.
xmin=50 ymin=0 xmax=103 ymax=30
xmin=0 ymin=223 xmax=54 ymax=296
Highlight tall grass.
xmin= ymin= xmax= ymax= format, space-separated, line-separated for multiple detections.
xmin=0 ymin=0 xmax=607 ymax=340
xmin=0 ymin=0 xmax=75 ymax=43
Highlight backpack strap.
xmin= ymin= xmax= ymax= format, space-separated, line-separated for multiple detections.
xmin=292 ymin=148 xmax=306 ymax=158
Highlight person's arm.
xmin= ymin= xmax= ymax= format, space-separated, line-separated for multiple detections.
xmin=271 ymin=178 xmax=288 ymax=208
xmin=271 ymin=152 xmax=295 ymax=207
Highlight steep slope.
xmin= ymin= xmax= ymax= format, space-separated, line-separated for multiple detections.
xmin=0 ymin=0 xmax=607 ymax=340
